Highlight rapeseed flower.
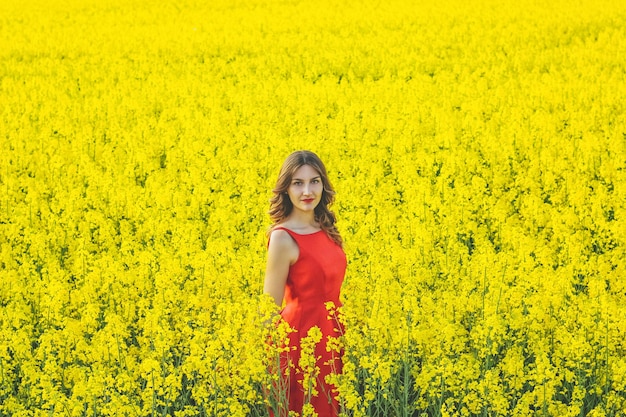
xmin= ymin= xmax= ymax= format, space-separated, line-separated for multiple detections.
xmin=1 ymin=0 xmax=625 ymax=415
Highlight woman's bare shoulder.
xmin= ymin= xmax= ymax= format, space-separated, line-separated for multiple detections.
xmin=268 ymin=227 xmax=295 ymax=247
xmin=268 ymin=226 xmax=299 ymax=264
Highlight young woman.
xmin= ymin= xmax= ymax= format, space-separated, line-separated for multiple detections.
xmin=264 ymin=150 xmax=346 ymax=417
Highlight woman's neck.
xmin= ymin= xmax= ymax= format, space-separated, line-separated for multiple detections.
xmin=285 ymin=210 xmax=318 ymax=230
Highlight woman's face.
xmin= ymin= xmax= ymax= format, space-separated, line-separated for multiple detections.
xmin=287 ymin=164 xmax=323 ymax=214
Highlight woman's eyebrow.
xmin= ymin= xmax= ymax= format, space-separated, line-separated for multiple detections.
xmin=292 ymin=176 xmax=321 ymax=181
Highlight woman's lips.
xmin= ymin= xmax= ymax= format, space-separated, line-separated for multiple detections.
xmin=302 ymin=198 xmax=315 ymax=203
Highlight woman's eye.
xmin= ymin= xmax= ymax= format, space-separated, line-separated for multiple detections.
xmin=312 ymin=179 xmax=320 ymax=183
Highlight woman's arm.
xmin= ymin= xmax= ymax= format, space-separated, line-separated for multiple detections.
xmin=263 ymin=229 xmax=298 ymax=306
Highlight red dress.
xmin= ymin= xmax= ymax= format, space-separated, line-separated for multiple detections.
xmin=269 ymin=227 xmax=346 ymax=417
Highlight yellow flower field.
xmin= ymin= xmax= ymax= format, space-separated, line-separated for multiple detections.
xmin=1 ymin=0 xmax=625 ymax=416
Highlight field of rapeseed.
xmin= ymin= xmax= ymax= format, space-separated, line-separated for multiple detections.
xmin=1 ymin=0 xmax=625 ymax=416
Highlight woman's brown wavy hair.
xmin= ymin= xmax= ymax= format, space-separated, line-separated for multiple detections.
xmin=268 ymin=150 xmax=343 ymax=247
